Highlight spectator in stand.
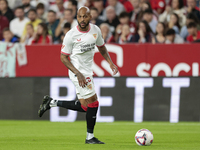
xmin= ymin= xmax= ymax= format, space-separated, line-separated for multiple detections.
xmin=30 ymin=0 xmax=49 ymax=10
xmin=129 ymin=0 xmax=142 ymax=23
xmin=10 ymin=6 xmax=30 ymax=39
xmin=100 ymin=23 xmax=115 ymax=43
xmin=21 ymin=9 xmax=42 ymax=40
xmin=0 ymin=11 xmax=9 ymax=40
xmin=93 ymin=0 xmax=106 ymax=21
xmin=2 ymin=28 xmax=19 ymax=43
xmin=46 ymin=10 xmax=60 ymax=43
xmin=49 ymin=0 xmax=65 ymax=18
xmin=117 ymin=24 xmax=134 ymax=44
xmin=152 ymin=22 xmax=166 ymax=43
xmin=180 ymin=13 xmax=200 ymax=40
xmin=67 ymin=0 xmax=78 ymax=18
xmin=165 ymin=28 xmax=184 ymax=43
xmin=0 ymin=0 xmax=14 ymax=22
xmin=133 ymin=20 xmax=154 ymax=43
xmin=159 ymin=0 xmax=186 ymax=27
xmin=31 ymin=22 xmax=52 ymax=44
xmin=21 ymin=0 xmax=35 ymax=17
xmin=150 ymin=0 xmax=166 ymax=15
xmin=143 ymin=8 xmax=158 ymax=33
xmin=186 ymin=22 xmax=200 ymax=43
xmin=60 ymin=22 xmax=71 ymax=43
xmin=7 ymin=0 xmax=22 ymax=10
xmin=107 ymin=0 xmax=125 ymax=16
xmin=55 ymin=8 xmax=77 ymax=37
xmin=186 ymin=0 xmax=200 ymax=20
xmin=20 ymin=23 xmax=34 ymax=45
xmin=90 ymin=7 xmax=104 ymax=27
xmin=115 ymin=11 xmax=136 ymax=41
xmin=104 ymin=6 xmax=120 ymax=34
xmin=36 ymin=3 xmax=47 ymax=22
xmin=168 ymin=13 xmax=181 ymax=34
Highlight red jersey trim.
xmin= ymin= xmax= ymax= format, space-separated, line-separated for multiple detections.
xmin=76 ymin=24 xmax=91 ymax=33
xmin=61 ymin=51 xmax=70 ymax=55
xmin=96 ymin=43 xmax=105 ymax=47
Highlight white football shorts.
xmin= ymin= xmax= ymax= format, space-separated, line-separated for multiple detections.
xmin=69 ymin=72 xmax=96 ymax=99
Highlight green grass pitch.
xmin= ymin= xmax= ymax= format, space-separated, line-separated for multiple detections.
xmin=0 ymin=121 xmax=200 ymax=150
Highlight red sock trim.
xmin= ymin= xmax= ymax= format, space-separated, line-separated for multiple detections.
xmin=81 ymin=105 xmax=87 ymax=111
xmin=88 ymin=101 xmax=99 ymax=108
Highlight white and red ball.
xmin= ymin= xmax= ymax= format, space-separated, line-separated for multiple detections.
xmin=135 ymin=129 xmax=153 ymax=146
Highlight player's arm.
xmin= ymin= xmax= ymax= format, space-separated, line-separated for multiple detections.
xmin=97 ymin=45 xmax=118 ymax=75
xmin=60 ymin=54 xmax=87 ymax=88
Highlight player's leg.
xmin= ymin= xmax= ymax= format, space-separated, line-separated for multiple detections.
xmin=38 ymin=96 xmax=87 ymax=117
xmin=81 ymin=94 xmax=104 ymax=144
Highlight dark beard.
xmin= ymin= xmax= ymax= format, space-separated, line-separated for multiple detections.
xmin=78 ymin=21 xmax=89 ymax=30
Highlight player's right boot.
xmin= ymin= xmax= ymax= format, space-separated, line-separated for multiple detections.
xmin=85 ymin=137 xmax=105 ymax=144
xmin=38 ymin=95 xmax=52 ymax=117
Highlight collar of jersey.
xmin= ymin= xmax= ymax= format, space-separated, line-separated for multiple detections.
xmin=76 ymin=24 xmax=91 ymax=33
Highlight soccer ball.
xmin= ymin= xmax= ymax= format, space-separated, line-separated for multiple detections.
xmin=135 ymin=129 xmax=153 ymax=146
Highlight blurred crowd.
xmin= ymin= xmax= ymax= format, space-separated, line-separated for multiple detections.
xmin=0 ymin=0 xmax=200 ymax=45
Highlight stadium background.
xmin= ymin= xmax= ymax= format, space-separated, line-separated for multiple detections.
xmin=1 ymin=43 xmax=200 ymax=122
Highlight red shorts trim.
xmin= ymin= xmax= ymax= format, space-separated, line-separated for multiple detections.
xmin=88 ymin=101 xmax=99 ymax=108
xmin=81 ymin=105 xmax=87 ymax=111
xmin=96 ymin=43 xmax=105 ymax=48
xmin=61 ymin=51 xmax=70 ymax=55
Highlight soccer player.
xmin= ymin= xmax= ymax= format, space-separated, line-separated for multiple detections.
xmin=38 ymin=6 xmax=118 ymax=144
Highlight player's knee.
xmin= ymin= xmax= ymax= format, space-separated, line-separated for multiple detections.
xmin=86 ymin=94 xmax=97 ymax=104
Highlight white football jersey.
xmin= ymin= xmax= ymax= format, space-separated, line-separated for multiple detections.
xmin=61 ymin=23 xmax=105 ymax=76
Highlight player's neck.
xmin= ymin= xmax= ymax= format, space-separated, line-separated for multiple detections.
xmin=78 ymin=25 xmax=90 ymax=32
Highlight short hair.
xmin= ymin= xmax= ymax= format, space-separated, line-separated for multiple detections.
xmin=69 ymin=0 xmax=78 ymax=6
xmin=106 ymin=6 xmax=115 ymax=12
xmin=100 ymin=23 xmax=110 ymax=29
xmin=90 ymin=7 xmax=98 ymax=12
xmin=63 ymin=22 xmax=71 ymax=29
xmin=28 ymin=8 xmax=37 ymax=14
xmin=26 ymin=23 xmax=34 ymax=28
xmin=65 ymin=8 xmax=73 ymax=14
xmin=187 ymin=22 xmax=197 ymax=28
xmin=119 ymin=11 xmax=129 ymax=19
xmin=166 ymin=29 xmax=175 ymax=36
xmin=36 ymin=3 xmax=45 ymax=9
xmin=187 ymin=13 xmax=200 ymax=24
xmin=3 ymin=27 xmax=10 ymax=33
xmin=15 ymin=6 xmax=24 ymax=11
xmin=143 ymin=8 xmax=153 ymax=15
xmin=48 ymin=10 xmax=56 ymax=15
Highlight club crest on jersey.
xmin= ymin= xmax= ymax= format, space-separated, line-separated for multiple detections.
xmin=77 ymin=38 xmax=81 ymax=41
xmin=87 ymin=84 xmax=92 ymax=90
xmin=93 ymin=34 xmax=97 ymax=39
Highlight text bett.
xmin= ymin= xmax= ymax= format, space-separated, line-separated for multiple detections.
xmin=50 ymin=77 xmax=190 ymax=123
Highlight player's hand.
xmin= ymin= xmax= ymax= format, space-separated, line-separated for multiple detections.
xmin=110 ymin=64 xmax=118 ymax=75
xmin=76 ymin=72 xmax=87 ymax=88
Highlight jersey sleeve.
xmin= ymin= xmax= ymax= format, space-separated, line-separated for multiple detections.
xmin=61 ymin=32 xmax=73 ymax=55
xmin=95 ymin=26 xmax=105 ymax=47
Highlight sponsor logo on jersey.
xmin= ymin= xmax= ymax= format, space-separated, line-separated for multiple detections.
xmin=61 ymin=44 xmax=65 ymax=49
xmin=93 ymin=34 xmax=97 ymax=39
xmin=77 ymin=38 xmax=81 ymax=41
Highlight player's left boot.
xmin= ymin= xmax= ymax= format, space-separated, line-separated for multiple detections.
xmin=38 ymin=95 xmax=52 ymax=117
xmin=85 ymin=137 xmax=105 ymax=144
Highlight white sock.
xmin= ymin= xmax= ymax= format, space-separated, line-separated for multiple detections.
xmin=86 ymin=132 xmax=94 ymax=140
xmin=49 ymin=100 xmax=58 ymax=107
